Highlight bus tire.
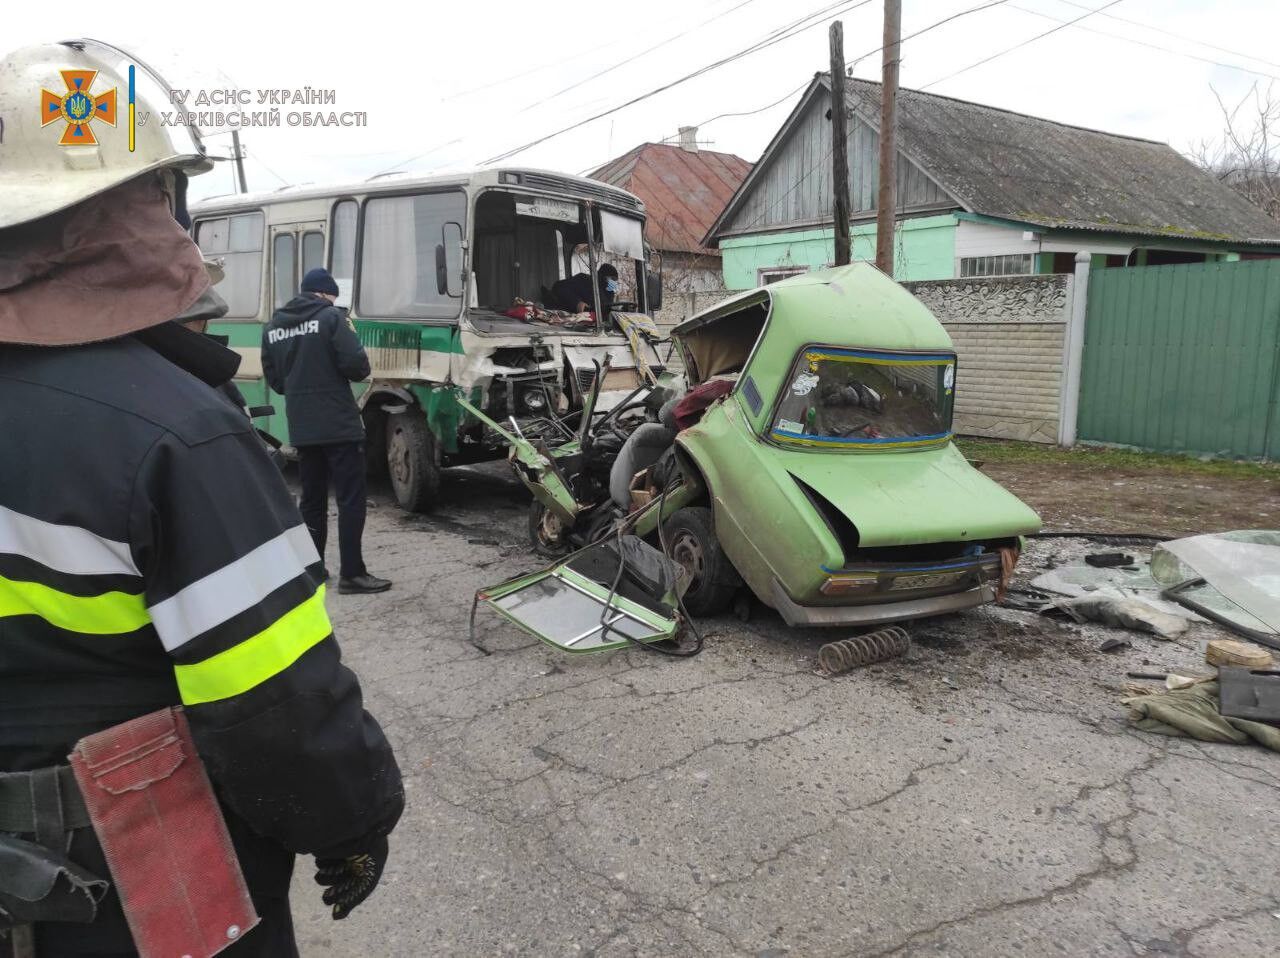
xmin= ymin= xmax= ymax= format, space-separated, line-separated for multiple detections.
xmin=387 ymin=412 xmax=440 ymax=513
xmin=662 ymin=506 xmax=740 ymax=617
xmin=363 ymin=406 xmax=389 ymax=480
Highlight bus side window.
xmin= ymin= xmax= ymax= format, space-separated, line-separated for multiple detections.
xmin=273 ymin=233 xmax=296 ymax=310
xmin=330 ymin=200 xmax=357 ymax=308
xmin=301 ymin=231 xmax=325 ymax=276
xmin=194 ymin=211 xmax=264 ymax=318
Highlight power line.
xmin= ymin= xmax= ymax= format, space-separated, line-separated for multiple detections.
xmin=921 ymin=0 xmax=1128 ymax=90
xmin=849 ymin=0 xmax=1013 ymax=71
xmin=1008 ymin=3 xmax=1280 ymax=84
xmin=665 ymin=0 xmax=1016 ymax=146
xmin=1053 ymin=0 xmax=1280 ymax=72
xmin=443 ymin=0 xmax=753 ymax=101
xmin=481 ymin=0 xmax=875 ymax=165
xmin=525 ymin=0 xmax=766 ymax=111
xmin=651 ymin=78 xmax=812 ymax=148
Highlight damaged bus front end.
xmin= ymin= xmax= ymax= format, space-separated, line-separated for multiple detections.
xmin=192 ymin=168 xmax=664 ymax=513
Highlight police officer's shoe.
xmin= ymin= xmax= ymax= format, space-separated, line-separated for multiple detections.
xmin=338 ymin=574 xmax=392 ymax=595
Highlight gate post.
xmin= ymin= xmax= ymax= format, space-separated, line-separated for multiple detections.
xmin=1058 ymin=251 xmax=1092 ymax=447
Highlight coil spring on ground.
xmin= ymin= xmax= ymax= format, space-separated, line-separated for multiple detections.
xmin=818 ymin=626 xmax=911 ymax=674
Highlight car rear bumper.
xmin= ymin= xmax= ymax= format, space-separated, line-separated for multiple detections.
xmin=768 ymin=578 xmax=997 ymax=627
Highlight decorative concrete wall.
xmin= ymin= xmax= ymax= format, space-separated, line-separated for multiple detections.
xmin=903 ymin=274 xmax=1071 ymax=444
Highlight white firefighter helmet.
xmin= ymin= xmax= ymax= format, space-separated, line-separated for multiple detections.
xmin=0 ymin=38 xmax=212 ymax=230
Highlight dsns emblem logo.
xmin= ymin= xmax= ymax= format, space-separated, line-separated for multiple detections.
xmin=41 ymin=70 xmax=117 ymax=145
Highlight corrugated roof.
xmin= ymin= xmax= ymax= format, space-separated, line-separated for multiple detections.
xmin=592 ymin=143 xmax=752 ymax=255
xmin=709 ymin=76 xmax=1280 ymax=245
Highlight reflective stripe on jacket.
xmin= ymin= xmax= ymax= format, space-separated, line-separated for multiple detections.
xmin=0 ymin=330 xmax=402 ymax=858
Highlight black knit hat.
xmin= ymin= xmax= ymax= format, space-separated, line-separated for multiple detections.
xmin=300 ymin=267 xmax=339 ymax=296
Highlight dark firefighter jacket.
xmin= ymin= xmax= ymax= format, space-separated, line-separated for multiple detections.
xmin=262 ymin=296 xmax=370 ymax=447
xmin=0 ymin=324 xmax=404 ymax=862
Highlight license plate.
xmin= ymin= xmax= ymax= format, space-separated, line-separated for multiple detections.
xmin=887 ymin=571 xmax=967 ymax=591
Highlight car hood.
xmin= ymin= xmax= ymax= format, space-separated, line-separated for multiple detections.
xmin=772 ymin=442 xmax=1042 ymax=548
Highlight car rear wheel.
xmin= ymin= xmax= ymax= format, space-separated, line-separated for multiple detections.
xmin=663 ymin=506 xmax=740 ymax=617
xmin=387 ymin=412 xmax=440 ymax=513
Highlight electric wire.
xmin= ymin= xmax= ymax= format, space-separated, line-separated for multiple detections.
xmin=848 ymin=0 xmax=1014 ymax=71
xmin=481 ymin=0 xmax=875 ymax=165
xmin=920 ymin=0 xmax=1128 ymax=90
xmin=705 ymin=0 xmax=1022 ymax=237
xmin=445 ymin=0 xmax=758 ymax=101
xmin=526 ymin=0 xmax=766 ymax=111
xmin=1008 ymin=3 xmax=1280 ymax=84
xmin=1053 ymin=0 xmax=1280 ymax=73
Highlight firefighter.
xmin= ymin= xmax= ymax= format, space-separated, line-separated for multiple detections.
xmin=0 ymin=40 xmax=403 ymax=957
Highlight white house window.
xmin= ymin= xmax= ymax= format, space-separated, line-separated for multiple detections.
xmin=959 ymin=254 xmax=1034 ymax=278
xmin=758 ymin=266 xmax=808 ymax=285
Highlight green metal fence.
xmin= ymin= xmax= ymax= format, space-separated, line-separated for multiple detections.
xmin=1078 ymin=259 xmax=1280 ymax=460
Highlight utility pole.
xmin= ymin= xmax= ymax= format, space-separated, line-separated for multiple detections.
xmin=230 ymin=129 xmax=249 ymax=194
xmin=829 ymin=21 xmax=851 ymax=267
xmin=875 ymin=0 xmax=901 ymax=276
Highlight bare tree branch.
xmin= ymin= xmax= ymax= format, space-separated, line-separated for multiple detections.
xmin=1193 ymin=82 xmax=1280 ymax=221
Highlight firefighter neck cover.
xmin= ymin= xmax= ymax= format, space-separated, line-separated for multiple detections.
xmin=0 ymin=174 xmax=209 ymax=347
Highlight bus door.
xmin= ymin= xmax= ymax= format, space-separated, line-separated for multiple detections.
xmin=267 ymin=221 xmax=327 ymax=439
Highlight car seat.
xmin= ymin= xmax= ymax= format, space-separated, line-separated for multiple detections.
xmin=609 ymin=422 xmax=677 ymax=508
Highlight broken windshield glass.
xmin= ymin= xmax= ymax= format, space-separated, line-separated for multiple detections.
xmin=770 ymin=348 xmax=956 ymax=448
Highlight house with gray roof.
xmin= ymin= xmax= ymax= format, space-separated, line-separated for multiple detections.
xmin=705 ymin=74 xmax=1280 ymax=288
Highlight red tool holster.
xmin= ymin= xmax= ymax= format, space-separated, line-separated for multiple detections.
xmin=68 ymin=707 xmax=259 ymax=958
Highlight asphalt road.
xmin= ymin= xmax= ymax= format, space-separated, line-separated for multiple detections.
xmin=287 ymin=464 xmax=1280 ymax=957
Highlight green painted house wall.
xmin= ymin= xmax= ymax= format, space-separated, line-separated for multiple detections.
xmin=720 ymin=214 xmax=958 ymax=289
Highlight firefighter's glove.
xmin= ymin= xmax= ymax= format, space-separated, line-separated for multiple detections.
xmin=314 ymin=835 xmax=388 ymax=920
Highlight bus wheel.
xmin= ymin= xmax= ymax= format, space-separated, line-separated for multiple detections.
xmin=662 ymin=506 xmax=740 ymax=617
xmin=363 ymin=406 xmax=389 ymax=480
xmin=387 ymin=412 xmax=440 ymax=512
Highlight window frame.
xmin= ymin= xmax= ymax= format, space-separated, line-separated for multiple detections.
xmin=300 ymin=230 xmax=325 ymax=276
xmin=328 ymin=197 xmax=360 ymax=309
xmin=354 ymin=187 xmax=469 ymax=324
xmin=192 ymin=209 xmax=266 ymax=321
xmin=271 ymin=231 xmax=298 ymax=311
xmin=958 ymin=253 xmax=1034 ymax=278
xmin=763 ymin=343 xmax=958 ymax=451
xmin=758 ymin=266 xmax=809 ymax=286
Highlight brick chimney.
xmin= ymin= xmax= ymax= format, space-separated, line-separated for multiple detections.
xmin=678 ymin=126 xmax=698 ymax=153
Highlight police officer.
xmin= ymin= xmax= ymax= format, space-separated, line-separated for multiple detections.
xmin=0 ymin=40 xmax=403 ymax=956
xmin=263 ymin=268 xmax=391 ymax=595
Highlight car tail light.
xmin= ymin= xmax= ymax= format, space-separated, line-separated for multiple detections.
xmin=820 ymin=574 xmax=878 ymax=596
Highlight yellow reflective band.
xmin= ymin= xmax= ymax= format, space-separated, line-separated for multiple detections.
xmin=0 ymin=575 xmax=149 ymax=635
xmin=173 ymin=586 xmax=332 ymax=706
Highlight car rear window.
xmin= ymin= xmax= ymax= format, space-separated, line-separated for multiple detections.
xmin=770 ymin=347 xmax=956 ymax=449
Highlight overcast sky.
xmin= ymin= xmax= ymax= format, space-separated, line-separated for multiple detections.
xmin=7 ymin=0 xmax=1279 ymax=202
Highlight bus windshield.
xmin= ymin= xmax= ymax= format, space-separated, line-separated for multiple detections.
xmin=470 ymin=190 xmax=644 ymax=331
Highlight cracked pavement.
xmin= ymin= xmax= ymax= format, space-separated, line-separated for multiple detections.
xmin=288 ymin=464 xmax=1280 ymax=957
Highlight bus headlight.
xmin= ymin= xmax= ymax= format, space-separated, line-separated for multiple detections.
xmin=519 ymin=386 xmax=549 ymax=413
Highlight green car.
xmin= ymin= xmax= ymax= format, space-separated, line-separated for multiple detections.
xmin=662 ymin=263 xmax=1041 ymax=626
xmin=477 ymin=263 xmax=1042 ymax=635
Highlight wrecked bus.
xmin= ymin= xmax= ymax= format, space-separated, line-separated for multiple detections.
xmin=190 ymin=168 xmax=662 ymax=511
xmin=482 ymin=263 xmax=1043 ymax=634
